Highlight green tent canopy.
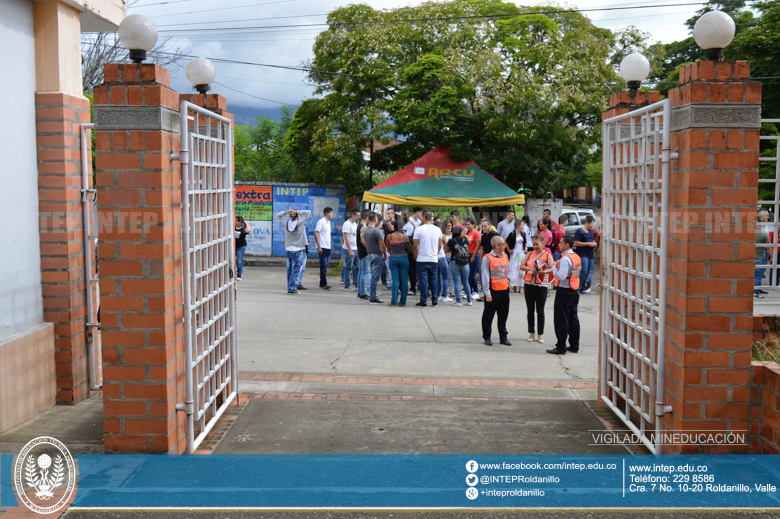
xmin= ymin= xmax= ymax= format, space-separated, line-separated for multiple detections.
xmin=363 ymin=147 xmax=525 ymax=207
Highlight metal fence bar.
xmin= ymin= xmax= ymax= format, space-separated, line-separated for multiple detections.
xmin=80 ymin=122 xmax=102 ymax=391
xmin=600 ymin=99 xmax=672 ymax=454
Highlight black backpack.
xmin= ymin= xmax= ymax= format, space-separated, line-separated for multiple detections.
xmin=452 ymin=239 xmax=471 ymax=265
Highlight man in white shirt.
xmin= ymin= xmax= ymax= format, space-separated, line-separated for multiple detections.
xmin=413 ymin=210 xmax=443 ymax=307
xmin=341 ymin=209 xmax=360 ymax=291
xmin=314 ymin=207 xmax=333 ymax=290
xmin=496 ymin=210 xmax=516 ymax=240
xmin=404 ymin=206 xmax=423 ymax=296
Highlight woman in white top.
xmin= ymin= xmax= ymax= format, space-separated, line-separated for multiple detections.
xmin=521 ymin=215 xmax=534 ymax=252
xmin=437 ymin=220 xmax=453 ymax=302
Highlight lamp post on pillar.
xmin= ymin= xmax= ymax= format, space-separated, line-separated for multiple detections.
xmin=602 ymin=53 xmax=660 ymax=121
xmin=186 ymin=58 xmax=217 ymax=103
xmin=694 ymin=10 xmax=736 ymax=62
xmin=118 ymin=14 xmax=158 ymax=64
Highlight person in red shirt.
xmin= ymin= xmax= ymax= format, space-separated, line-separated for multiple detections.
xmin=463 ymin=217 xmax=482 ymax=299
xmin=551 ymin=220 xmax=565 ymax=261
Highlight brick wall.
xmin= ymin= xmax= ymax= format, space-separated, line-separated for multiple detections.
xmin=36 ymin=92 xmax=93 ymax=404
xmin=662 ymin=60 xmax=761 ymax=453
xmin=94 ymin=63 xmax=186 ymax=453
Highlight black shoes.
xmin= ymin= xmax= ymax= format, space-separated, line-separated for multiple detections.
xmin=500 ymin=338 xmax=512 ymax=346
xmin=415 ymin=302 xmax=427 ymax=307
xmin=484 ymin=338 xmax=493 ymax=346
xmin=358 ymin=294 xmax=370 ymax=300
xmin=566 ymin=347 xmax=579 ymax=353
xmin=546 ymin=348 xmax=566 ymax=355
xmin=297 ymin=285 xmax=308 ymax=290
xmin=369 ymin=299 xmax=384 ymax=305
xmin=321 ymin=285 xmax=331 ymax=291
xmin=431 ymin=302 xmax=438 ymax=307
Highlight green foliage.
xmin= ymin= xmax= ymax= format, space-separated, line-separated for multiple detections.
xmin=234 ymin=106 xmax=298 ymax=182
xmin=584 ymin=160 xmax=603 ymax=192
xmin=287 ymin=0 xmax=652 ymax=197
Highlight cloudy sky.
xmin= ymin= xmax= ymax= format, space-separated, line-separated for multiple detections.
xmin=128 ymin=0 xmax=702 ymax=119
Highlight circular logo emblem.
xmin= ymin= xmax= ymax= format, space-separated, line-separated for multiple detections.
xmin=466 ymin=460 xmax=479 ymax=473
xmin=13 ymin=436 xmax=77 ymax=514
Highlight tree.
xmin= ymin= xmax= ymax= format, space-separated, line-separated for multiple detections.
xmin=81 ymin=32 xmax=186 ymax=93
xmin=234 ymin=106 xmax=299 ymax=182
xmin=288 ymin=0 xmax=651 ymax=196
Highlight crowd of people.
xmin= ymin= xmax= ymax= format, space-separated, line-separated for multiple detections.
xmin=237 ymin=206 xmax=599 ymax=354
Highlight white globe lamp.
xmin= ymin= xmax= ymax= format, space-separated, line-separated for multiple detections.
xmin=186 ymin=57 xmax=217 ymax=95
xmin=619 ymin=53 xmax=651 ymax=92
xmin=118 ymin=14 xmax=158 ymax=63
xmin=693 ymin=11 xmax=736 ymax=61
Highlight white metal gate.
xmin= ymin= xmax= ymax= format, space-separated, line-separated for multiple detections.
xmin=600 ymin=99 xmax=674 ymax=454
xmin=756 ymin=118 xmax=780 ymax=292
xmin=177 ymin=100 xmax=238 ymax=454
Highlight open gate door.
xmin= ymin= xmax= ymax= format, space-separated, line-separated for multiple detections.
xmin=177 ymin=100 xmax=238 ymax=454
xmin=600 ymin=99 xmax=674 ymax=454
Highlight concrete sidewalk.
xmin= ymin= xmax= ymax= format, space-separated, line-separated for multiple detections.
xmin=235 ymin=267 xmax=600 ymax=381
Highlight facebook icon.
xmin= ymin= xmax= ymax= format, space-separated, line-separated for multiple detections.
xmin=466 ymin=460 xmax=478 ymax=473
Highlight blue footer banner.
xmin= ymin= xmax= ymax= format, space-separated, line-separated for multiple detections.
xmin=3 ymin=454 xmax=780 ymax=509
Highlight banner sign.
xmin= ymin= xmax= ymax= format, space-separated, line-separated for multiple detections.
xmin=235 ymin=186 xmax=273 ymax=221
xmin=4 ymin=454 xmax=780 ymax=509
xmin=272 ymin=186 xmax=345 ymax=258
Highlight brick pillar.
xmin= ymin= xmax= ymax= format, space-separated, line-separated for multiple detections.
xmin=36 ymin=92 xmax=93 ymax=404
xmin=663 ymin=60 xmax=761 ymax=453
xmin=93 ymin=63 xmax=187 ymax=454
xmin=598 ymin=90 xmax=660 ymax=403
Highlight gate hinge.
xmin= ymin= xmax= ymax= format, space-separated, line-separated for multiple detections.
xmin=81 ymin=187 xmax=97 ymax=202
xmin=656 ymin=402 xmax=673 ymax=416
xmin=176 ymin=400 xmax=194 ymax=415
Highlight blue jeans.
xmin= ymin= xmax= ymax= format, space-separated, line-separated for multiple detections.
xmin=385 ymin=257 xmax=393 ymax=287
xmin=437 ymin=257 xmax=449 ymax=298
xmin=342 ymin=251 xmax=358 ymax=288
xmin=318 ymin=248 xmax=331 ymax=287
xmin=359 ymin=256 xmax=370 ymax=296
xmin=756 ymin=258 xmax=768 ymax=294
xmin=417 ymin=261 xmax=439 ymax=304
xmin=369 ymin=254 xmax=384 ymax=300
xmin=468 ymin=254 xmax=480 ymax=295
xmin=451 ymin=262 xmax=472 ymax=303
xmin=297 ymin=250 xmax=306 ymax=286
xmin=286 ymin=250 xmax=305 ymax=292
xmin=235 ymin=246 xmax=246 ymax=278
xmin=389 ymin=256 xmax=409 ymax=305
xmin=579 ymin=255 xmax=593 ymax=292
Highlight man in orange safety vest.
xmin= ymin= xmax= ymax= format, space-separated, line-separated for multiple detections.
xmin=547 ymin=235 xmax=581 ymax=355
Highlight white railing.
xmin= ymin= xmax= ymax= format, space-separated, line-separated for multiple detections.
xmin=756 ymin=119 xmax=780 ymax=293
xmin=175 ymin=100 xmax=238 ymax=454
xmin=600 ymin=99 xmax=674 ymax=455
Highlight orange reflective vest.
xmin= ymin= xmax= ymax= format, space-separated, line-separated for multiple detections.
xmin=524 ymin=250 xmax=552 ymax=285
xmin=554 ymin=253 xmax=582 ymax=291
xmin=486 ymin=253 xmax=509 ymax=291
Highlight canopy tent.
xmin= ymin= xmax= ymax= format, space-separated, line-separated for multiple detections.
xmin=362 ymin=147 xmax=525 ymax=207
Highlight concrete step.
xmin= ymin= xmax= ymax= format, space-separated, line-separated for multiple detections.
xmin=239 ymin=379 xmax=598 ymax=401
